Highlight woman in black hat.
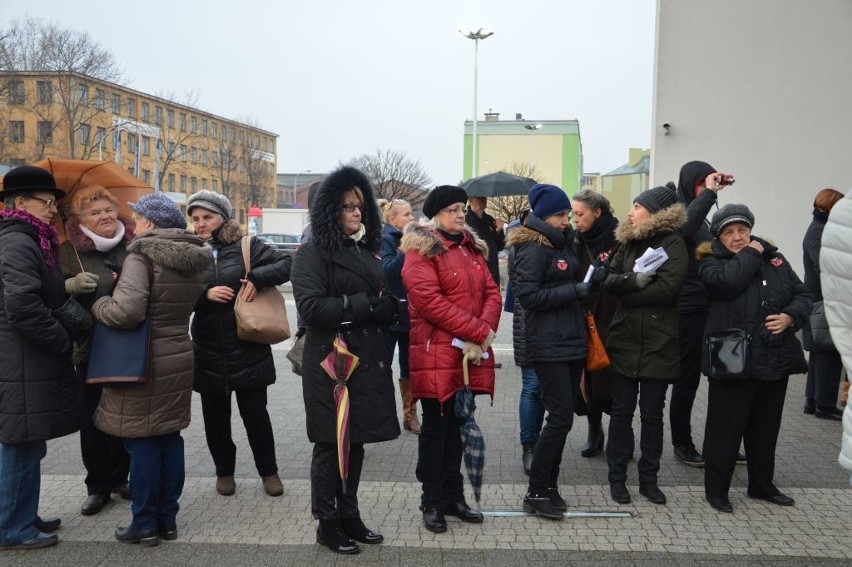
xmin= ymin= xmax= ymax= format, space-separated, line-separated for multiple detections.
xmin=0 ymin=166 xmax=78 ymax=551
xmin=602 ymin=185 xmax=688 ymax=506
xmin=698 ymin=203 xmax=811 ymax=513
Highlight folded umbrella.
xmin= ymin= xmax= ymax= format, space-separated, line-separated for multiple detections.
xmin=455 ymin=352 xmax=485 ymax=505
xmin=321 ymin=334 xmax=360 ymax=493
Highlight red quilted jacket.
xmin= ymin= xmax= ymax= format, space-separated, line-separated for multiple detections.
xmin=401 ymin=224 xmax=502 ymax=404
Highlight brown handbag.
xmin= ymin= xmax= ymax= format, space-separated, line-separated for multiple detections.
xmin=584 ymin=310 xmax=610 ymax=372
xmin=234 ymin=236 xmax=291 ymax=344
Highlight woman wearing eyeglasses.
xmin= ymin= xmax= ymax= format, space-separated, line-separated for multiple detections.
xmin=291 ymin=166 xmax=401 ymax=555
xmin=401 ymin=185 xmax=502 ymax=534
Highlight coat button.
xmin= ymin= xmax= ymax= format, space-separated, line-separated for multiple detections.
xmin=378 ymin=361 xmax=386 ymax=369
xmin=362 ymin=328 xmax=369 ymax=336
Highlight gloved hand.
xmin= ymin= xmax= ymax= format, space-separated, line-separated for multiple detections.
xmin=369 ymin=295 xmax=400 ymax=323
xmin=635 ymin=271 xmax=657 ymax=289
xmin=479 ymin=329 xmax=497 ymax=353
xmin=573 ymin=282 xmax=592 ymax=300
xmin=462 ymin=342 xmax=483 ymax=366
xmin=65 ymin=272 xmax=99 ymax=296
xmin=590 ymin=265 xmax=607 ymax=286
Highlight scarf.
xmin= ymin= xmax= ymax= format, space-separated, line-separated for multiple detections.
xmin=347 ymin=223 xmax=366 ymax=242
xmin=580 ymin=212 xmax=619 ymax=258
xmin=79 ymin=221 xmax=126 ymax=252
xmin=0 ymin=208 xmax=60 ymax=269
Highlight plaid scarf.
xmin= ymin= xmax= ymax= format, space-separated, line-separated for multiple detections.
xmin=0 ymin=208 xmax=60 ymax=269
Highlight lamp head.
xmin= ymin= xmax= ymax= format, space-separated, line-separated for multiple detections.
xmin=476 ymin=28 xmax=494 ymax=39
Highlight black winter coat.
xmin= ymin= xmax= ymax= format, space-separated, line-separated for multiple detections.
xmin=698 ymin=237 xmax=811 ymax=381
xmin=802 ymin=210 xmax=827 ymax=302
xmin=602 ymin=206 xmax=688 ymax=381
xmin=291 ymin=165 xmax=400 ymax=445
xmin=0 ymin=218 xmax=78 ymax=443
xmin=466 ymin=209 xmax=505 ymax=285
xmin=676 ymin=160 xmax=718 ymax=313
xmin=506 ymin=247 xmax=530 ymax=367
xmin=380 ymin=222 xmax=410 ymax=332
xmin=192 ymin=220 xmax=291 ymax=394
xmin=506 ymin=212 xmax=587 ymax=363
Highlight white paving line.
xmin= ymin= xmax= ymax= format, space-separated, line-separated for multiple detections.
xmin=39 ymin=475 xmax=852 ymax=558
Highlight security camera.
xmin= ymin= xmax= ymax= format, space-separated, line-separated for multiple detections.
xmin=662 ymin=123 xmax=671 ymax=136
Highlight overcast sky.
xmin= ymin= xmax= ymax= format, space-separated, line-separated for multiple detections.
xmin=5 ymin=0 xmax=656 ymax=185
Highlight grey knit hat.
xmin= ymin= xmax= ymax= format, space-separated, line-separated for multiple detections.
xmin=187 ymin=189 xmax=233 ymax=220
xmin=710 ymin=203 xmax=755 ymax=237
xmin=634 ymin=185 xmax=678 ymax=214
xmin=128 ymin=192 xmax=187 ymax=230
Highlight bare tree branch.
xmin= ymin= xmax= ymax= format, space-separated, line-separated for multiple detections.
xmin=346 ymin=149 xmax=432 ymax=208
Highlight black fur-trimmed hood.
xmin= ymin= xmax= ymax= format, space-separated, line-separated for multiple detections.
xmin=615 ymin=204 xmax=686 ymax=243
xmin=210 ymin=219 xmax=243 ymax=246
xmin=310 ymin=166 xmax=381 ymax=253
xmin=128 ymin=229 xmax=212 ymax=276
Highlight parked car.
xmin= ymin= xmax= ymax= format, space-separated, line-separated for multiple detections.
xmin=256 ymin=233 xmax=300 ymax=256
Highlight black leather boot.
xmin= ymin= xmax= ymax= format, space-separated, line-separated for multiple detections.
xmin=580 ymin=421 xmax=604 ymax=458
xmin=522 ymin=443 xmax=535 ymax=475
xmin=639 ymin=482 xmax=667 ymax=505
xmin=340 ymin=517 xmax=383 ymax=544
xmin=316 ymin=519 xmax=360 ymax=554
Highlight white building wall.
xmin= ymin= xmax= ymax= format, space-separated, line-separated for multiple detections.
xmin=652 ymin=0 xmax=852 ymax=272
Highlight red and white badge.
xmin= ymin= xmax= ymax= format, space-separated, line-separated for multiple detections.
xmin=556 ymin=259 xmax=568 ymax=271
xmin=770 ymin=257 xmax=784 ymax=267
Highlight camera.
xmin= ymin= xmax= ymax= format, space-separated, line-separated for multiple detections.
xmin=718 ymin=174 xmax=735 ymax=186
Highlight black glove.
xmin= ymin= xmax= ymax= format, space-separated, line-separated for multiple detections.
xmin=573 ymin=282 xmax=592 ymax=301
xmin=590 ymin=265 xmax=607 ymax=286
xmin=369 ymin=296 xmax=401 ymax=323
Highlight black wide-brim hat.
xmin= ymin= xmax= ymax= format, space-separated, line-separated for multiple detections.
xmin=0 ymin=165 xmax=66 ymax=201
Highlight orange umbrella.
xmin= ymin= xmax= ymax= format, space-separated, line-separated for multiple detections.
xmin=32 ymin=158 xmax=153 ymax=225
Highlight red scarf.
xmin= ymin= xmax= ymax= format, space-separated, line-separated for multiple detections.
xmin=0 ymin=208 xmax=60 ymax=269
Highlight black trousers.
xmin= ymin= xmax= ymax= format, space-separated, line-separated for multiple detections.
xmin=607 ymin=374 xmax=669 ymax=484
xmin=77 ymin=363 xmax=129 ymax=496
xmin=805 ymin=349 xmax=844 ymax=409
xmin=200 ymin=388 xmax=277 ymax=477
xmin=528 ymin=361 xmax=582 ymax=494
xmin=669 ymin=309 xmax=708 ymax=450
xmin=416 ymin=394 xmax=465 ymax=509
xmin=311 ymin=442 xmax=364 ymax=521
xmin=704 ymin=376 xmax=789 ymax=499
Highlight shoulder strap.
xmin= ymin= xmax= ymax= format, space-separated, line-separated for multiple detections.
xmin=241 ymin=235 xmax=251 ymax=275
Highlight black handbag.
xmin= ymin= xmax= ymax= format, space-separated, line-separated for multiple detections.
xmin=706 ymin=329 xmax=751 ymax=380
xmin=53 ymin=297 xmax=93 ymax=340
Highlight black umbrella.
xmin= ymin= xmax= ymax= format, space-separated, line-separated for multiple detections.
xmin=462 ymin=171 xmax=538 ymax=197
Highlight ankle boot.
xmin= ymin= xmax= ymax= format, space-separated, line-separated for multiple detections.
xmin=316 ymin=519 xmax=360 ymax=554
xmin=399 ymin=379 xmax=421 ymax=434
xmin=580 ymin=421 xmax=604 ymax=458
xmin=639 ymin=482 xmax=667 ymax=505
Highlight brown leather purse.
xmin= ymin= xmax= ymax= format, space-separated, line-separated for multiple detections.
xmin=584 ymin=311 xmax=610 ymax=372
xmin=234 ymin=236 xmax=291 ymax=344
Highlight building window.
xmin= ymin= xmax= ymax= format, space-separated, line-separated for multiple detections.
xmin=142 ymin=136 xmax=151 ymax=155
xmin=190 ymin=147 xmax=197 ymax=163
xmin=141 ymin=102 xmax=149 ymax=121
xmin=191 ymin=177 xmax=197 ymax=192
xmin=76 ymin=84 xmax=88 ymax=104
xmin=155 ymin=106 xmax=163 ymax=124
xmin=79 ymin=123 xmax=90 ymax=145
xmin=167 ymin=109 xmax=175 ymax=128
xmin=168 ymin=141 xmax=175 ymax=157
xmin=180 ymin=175 xmax=187 ymax=191
xmin=180 ymin=144 xmax=187 ymax=162
xmin=179 ymin=113 xmax=186 ymax=131
xmin=126 ymin=98 xmax=136 ymax=118
xmin=221 ymin=125 xmax=227 ymax=141
xmin=168 ymin=173 xmax=175 ymax=191
xmin=9 ymin=121 xmax=24 ymax=143
xmin=142 ymin=169 xmax=151 ymax=184
xmin=210 ymin=123 xmax=217 ymax=138
xmin=201 ymin=119 xmax=207 ymax=136
xmin=8 ymin=80 xmax=25 ymax=104
xmin=95 ymin=88 xmax=105 ymax=110
xmin=37 ymin=81 xmax=53 ymax=104
xmin=38 ymin=121 xmax=53 ymax=143
xmin=190 ymin=116 xmax=197 ymax=133
xmin=200 ymin=149 xmax=207 ymax=165
xmin=202 ymin=178 xmax=208 ymax=190
xmin=212 ymin=179 xmax=218 ymax=191
xmin=127 ymin=134 xmax=137 ymax=154
xmin=111 ymin=93 xmax=120 ymax=114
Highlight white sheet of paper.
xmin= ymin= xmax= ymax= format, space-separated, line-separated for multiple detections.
xmin=633 ymin=246 xmax=669 ymax=273
xmin=583 ymin=265 xmax=595 ymax=283
xmin=451 ymin=338 xmax=490 ymax=359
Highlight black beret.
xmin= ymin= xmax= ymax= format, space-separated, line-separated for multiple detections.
xmin=422 ymin=185 xmax=468 ymax=219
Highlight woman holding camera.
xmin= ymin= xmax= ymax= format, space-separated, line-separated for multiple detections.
xmin=698 ymin=204 xmax=811 ymax=513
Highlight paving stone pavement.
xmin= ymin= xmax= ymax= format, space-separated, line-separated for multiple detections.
xmin=8 ymin=293 xmax=852 ymax=566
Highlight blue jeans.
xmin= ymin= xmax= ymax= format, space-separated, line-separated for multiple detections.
xmin=0 ymin=441 xmax=46 ymax=545
xmin=123 ymin=433 xmax=185 ymax=531
xmin=519 ymin=366 xmax=545 ymax=445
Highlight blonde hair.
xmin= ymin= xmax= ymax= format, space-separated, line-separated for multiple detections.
xmin=70 ymin=185 xmax=119 ymax=218
xmin=379 ymin=198 xmax=410 ymax=223
xmin=343 ymin=186 xmax=364 ymax=205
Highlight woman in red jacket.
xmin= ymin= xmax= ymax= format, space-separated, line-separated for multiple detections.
xmin=401 ymin=185 xmax=502 ymax=534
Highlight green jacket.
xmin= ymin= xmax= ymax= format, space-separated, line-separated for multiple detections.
xmin=602 ymin=205 xmax=688 ymax=381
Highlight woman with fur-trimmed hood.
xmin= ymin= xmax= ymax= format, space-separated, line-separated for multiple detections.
xmin=401 ymin=185 xmax=501 ymax=534
xmin=188 ymin=190 xmax=291 ymax=499
xmin=601 ymin=185 xmax=688 ymax=506
xmin=291 ymin=166 xmax=401 ymax=555
xmin=507 ymin=184 xmax=588 ymax=520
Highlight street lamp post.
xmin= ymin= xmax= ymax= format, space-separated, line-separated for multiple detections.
xmin=459 ymin=27 xmax=494 ymax=179
xmin=294 ymin=169 xmax=311 ymax=207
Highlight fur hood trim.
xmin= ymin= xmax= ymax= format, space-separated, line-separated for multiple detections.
xmin=310 ymin=166 xmax=381 ymax=253
xmin=695 ymin=235 xmax=778 ymax=261
xmin=63 ymin=215 xmax=135 ymax=253
xmin=128 ymin=229 xmax=212 ymax=276
xmin=212 ymin=219 xmax=243 ymax=246
xmin=400 ymin=222 xmax=489 ymax=258
xmin=505 ymin=225 xmax=555 ymax=249
xmin=615 ymin=204 xmax=686 ymax=243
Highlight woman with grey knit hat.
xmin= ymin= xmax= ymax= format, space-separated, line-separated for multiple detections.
xmin=187 ymin=190 xmax=291 ymax=498
xmin=601 ymin=185 xmax=688 ymax=506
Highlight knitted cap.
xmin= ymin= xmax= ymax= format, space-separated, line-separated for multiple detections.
xmin=710 ymin=203 xmax=755 ymax=237
xmin=634 ymin=185 xmax=678 ymax=214
xmin=528 ymin=184 xmax=571 ymax=219
xmin=422 ymin=185 xmax=468 ymax=219
xmin=187 ymin=189 xmax=233 ymax=220
xmin=128 ymin=192 xmax=187 ymax=230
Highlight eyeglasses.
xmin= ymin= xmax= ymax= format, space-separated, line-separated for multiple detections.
xmin=340 ymin=203 xmax=363 ymax=213
xmin=440 ymin=205 xmax=465 ymax=216
xmin=27 ymin=196 xmax=58 ymax=209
